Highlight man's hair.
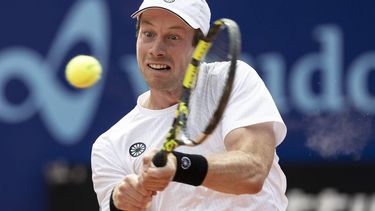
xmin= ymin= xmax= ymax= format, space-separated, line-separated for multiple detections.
xmin=135 ymin=19 xmax=204 ymax=47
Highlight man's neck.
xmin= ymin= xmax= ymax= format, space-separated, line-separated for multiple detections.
xmin=142 ymin=89 xmax=181 ymax=109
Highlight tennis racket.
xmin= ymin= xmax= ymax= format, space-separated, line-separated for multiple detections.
xmin=152 ymin=18 xmax=241 ymax=167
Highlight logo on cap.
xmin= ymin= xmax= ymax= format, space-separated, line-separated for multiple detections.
xmin=163 ymin=0 xmax=175 ymax=3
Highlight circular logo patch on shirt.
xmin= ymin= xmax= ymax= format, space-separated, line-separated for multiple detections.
xmin=163 ymin=0 xmax=175 ymax=3
xmin=181 ymin=156 xmax=191 ymax=170
xmin=129 ymin=142 xmax=146 ymax=157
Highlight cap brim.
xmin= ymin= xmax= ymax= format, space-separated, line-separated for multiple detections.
xmin=130 ymin=7 xmax=200 ymax=30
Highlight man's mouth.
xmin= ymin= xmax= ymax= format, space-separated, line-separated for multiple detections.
xmin=148 ymin=64 xmax=171 ymax=71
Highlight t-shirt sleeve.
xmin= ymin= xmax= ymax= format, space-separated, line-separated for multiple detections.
xmin=91 ymin=134 xmax=128 ymax=211
xmin=221 ymin=60 xmax=287 ymax=146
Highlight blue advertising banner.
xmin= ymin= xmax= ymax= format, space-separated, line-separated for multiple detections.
xmin=0 ymin=0 xmax=374 ymax=210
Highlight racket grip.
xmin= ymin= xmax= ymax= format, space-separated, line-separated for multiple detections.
xmin=152 ymin=150 xmax=168 ymax=167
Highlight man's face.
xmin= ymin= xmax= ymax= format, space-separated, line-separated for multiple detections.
xmin=136 ymin=9 xmax=195 ymax=92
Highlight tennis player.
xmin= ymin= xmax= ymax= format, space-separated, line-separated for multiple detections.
xmin=91 ymin=0 xmax=288 ymax=210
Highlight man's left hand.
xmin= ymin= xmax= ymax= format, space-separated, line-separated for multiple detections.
xmin=140 ymin=149 xmax=177 ymax=192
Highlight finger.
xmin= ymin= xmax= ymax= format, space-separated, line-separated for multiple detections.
xmin=142 ymin=173 xmax=170 ymax=184
xmin=138 ymin=175 xmax=156 ymax=196
xmin=141 ymin=175 xmax=171 ymax=191
xmin=142 ymin=149 xmax=159 ymax=172
xmin=117 ymin=199 xmax=150 ymax=211
xmin=117 ymin=189 xmax=152 ymax=210
xmin=121 ymin=176 xmax=153 ymax=200
xmin=143 ymin=183 xmax=169 ymax=192
xmin=142 ymin=168 xmax=173 ymax=188
xmin=143 ymin=154 xmax=151 ymax=167
xmin=144 ymin=166 xmax=175 ymax=180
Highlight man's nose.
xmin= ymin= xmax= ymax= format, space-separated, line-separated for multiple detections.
xmin=149 ymin=38 xmax=166 ymax=57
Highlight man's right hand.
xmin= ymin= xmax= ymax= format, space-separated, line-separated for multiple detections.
xmin=112 ymin=174 xmax=154 ymax=211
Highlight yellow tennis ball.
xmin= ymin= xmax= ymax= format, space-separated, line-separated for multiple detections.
xmin=65 ymin=55 xmax=102 ymax=88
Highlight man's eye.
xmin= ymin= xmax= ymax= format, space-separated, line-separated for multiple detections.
xmin=144 ymin=32 xmax=154 ymax=37
xmin=168 ymin=35 xmax=179 ymax=40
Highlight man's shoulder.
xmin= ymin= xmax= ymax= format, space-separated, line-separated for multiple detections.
xmin=96 ymin=105 xmax=139 ymax=142
xmin=198 ymin=60 xmax=258 ymax=88
xmin=202 ymin=60 xmax=255 ymax=74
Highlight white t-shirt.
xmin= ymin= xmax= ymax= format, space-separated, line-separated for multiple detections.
xmin=91 ymin=61 xmax=288 ymax=211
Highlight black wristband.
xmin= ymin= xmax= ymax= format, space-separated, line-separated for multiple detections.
xmin=172 ymin=151 xmax=208 ymax=186
xmin=110 ymin=188 xmax=121 ymax=211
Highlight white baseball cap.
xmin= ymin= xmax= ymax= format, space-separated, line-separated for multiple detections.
xmin=131 ymin=0 xmax=211 ymax=36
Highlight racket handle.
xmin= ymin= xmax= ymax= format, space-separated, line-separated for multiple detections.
xmin=152 ymin=150 xmax=168 ymax=167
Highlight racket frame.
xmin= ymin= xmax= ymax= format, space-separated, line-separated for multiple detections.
xmin=152 ymin=19 xmax=241 ymax=167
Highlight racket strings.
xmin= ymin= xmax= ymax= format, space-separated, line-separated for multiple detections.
xmin=186 ymin=27 xmax=233 ymax=141
xmin=205 ymin=28 xmax=231 ymax=63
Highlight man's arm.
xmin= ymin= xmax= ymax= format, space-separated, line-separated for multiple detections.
xmin=141 ymin=122 xmax=276 ymax=195
xmin=202 ymin=122 xmax=275 ymax=194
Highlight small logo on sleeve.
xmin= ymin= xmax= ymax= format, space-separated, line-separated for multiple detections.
xmin=129 ymin=142 xmax=146 ymax=157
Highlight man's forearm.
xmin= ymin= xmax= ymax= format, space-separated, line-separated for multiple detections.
xmin=202 ymin=150 xmax=270 ymax=194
